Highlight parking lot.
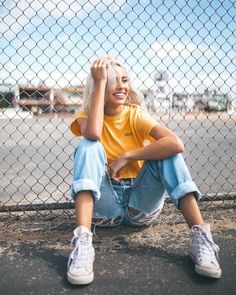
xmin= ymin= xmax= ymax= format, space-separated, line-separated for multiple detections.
xmin=1 ymin=111 xmax=236 ymax=207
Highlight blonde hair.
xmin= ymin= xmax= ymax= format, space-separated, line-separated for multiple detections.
xmin=81 ymin=56 xmax=142 ymax=112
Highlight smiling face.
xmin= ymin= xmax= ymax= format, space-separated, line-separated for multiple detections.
xmin=104 ymin=65 xmax=130 ymax=115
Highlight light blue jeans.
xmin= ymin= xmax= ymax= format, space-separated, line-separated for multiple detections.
xmin=71 ymin=139 xmax=201 ymax=227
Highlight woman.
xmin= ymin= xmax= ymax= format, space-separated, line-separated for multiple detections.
xmin=67 ymin=56 xmax=221 ymax=285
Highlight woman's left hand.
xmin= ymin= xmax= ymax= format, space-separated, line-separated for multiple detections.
xmin=109 ymin=155 xmax=130 ymax=181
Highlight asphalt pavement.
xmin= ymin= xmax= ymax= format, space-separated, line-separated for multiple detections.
xmin=1 ymin=112 xmax=236 ymax=206
xmin=0 ymin=204 xmax=235 ymax=295
xmin=1 ymin=112 xmax=236 ymax=294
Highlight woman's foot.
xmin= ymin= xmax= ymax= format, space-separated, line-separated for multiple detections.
xmin=67 ymin=226 xmax=95 ymax=285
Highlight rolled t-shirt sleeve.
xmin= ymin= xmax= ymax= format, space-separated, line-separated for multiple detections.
xmin=70 ymin=111 xmax=87 ymax=136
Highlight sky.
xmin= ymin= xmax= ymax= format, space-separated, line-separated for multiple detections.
xmin=0 ymin=0 xmax=236 ymax=96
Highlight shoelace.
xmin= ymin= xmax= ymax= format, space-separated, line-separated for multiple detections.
xmin=193 ymin=228 xmax=219 ymax=264
xmin=68 ymin=235 xmax=93 ymax=269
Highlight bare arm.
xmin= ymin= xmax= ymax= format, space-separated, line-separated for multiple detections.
xmin=109 ymin=124 xmax=184 ymax=179
xmin=79 ymin=59 xmax=108 ymax=140
xmin=124 ymin=124 xmax=184 ymax=160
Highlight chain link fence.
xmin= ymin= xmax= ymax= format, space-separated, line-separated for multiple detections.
xmin=0 ymin=0 xmax=236 ymax=215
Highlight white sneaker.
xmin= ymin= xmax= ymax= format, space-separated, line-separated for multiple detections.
xmin=189 ymin=223 xmax=222 ymax=279
xmin=67 ymin=226 xmax=95 ymax=285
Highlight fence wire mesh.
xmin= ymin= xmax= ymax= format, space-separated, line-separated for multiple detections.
xmin=0 ymin=0 xmax=236 ymax=215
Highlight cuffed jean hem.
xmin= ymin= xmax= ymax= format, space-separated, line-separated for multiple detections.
xmin=71 ymin=178 xmax=100 ymax=202
xmin=170 ymin=181 xmax=202 ymax=208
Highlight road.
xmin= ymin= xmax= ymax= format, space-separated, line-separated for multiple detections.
xmin=0 ymin=111 xmax=236 ymax=206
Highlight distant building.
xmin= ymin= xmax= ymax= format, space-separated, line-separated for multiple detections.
xmin=146 ymin=71 xmax=172 ymax=114
xmin=172 ymin=93 xmax=195 ymax=112
xmin=0 ymin=84 xmax=15 ymax=108
xmin=15 ymin=85 xmax=52 ymax=113
xmin=227 ymin=94 xmax=236 ymax=112
xmin=192 ymin=92 xmax=207 ymax=112
xmin=173 ymin=90 xmax=232 ymax=113
xmin=53 ymin=85 xmax=84 ymax=112
xmin=203 ymin=90 xmax=228 ymax=112
xmin=15 ymin=84 xmax=85 ymax=114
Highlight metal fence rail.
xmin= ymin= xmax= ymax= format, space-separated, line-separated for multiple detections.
xmin=0 ymin=0 xmax=236 ymax=214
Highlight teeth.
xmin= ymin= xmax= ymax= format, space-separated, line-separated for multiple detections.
xmin=114 ymin=93 xmax=124 ymax=97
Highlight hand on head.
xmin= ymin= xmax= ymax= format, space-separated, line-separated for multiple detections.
xmin=90 ymin=58 xmax=109 ymax=83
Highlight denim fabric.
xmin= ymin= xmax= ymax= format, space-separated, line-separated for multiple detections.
xmin=71 ymin=139 xmax=201 ymax=226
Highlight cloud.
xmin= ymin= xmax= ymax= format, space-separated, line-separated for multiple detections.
xmin=0 ymin=0 xmax=84 ymax=37
xmin=145 ymin=40 xmax=236 ymax=94
xmin=150 ymin=40 xmax=218 ymax=60
xmin=0 ymin=0 xmax=128 ymax=37
xmin=1 ymin=3 xmax=235 ymax=94
xmin=1 ymin=1 xmax=36 ymax=37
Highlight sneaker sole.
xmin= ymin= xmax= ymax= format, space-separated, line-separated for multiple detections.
xmin=190 ymin=253 xmax=222 ymax=279
xmin=67 ymin=272 xmax=94 ymax=285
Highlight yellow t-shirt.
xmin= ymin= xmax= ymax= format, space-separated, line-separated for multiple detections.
xmin=70 ymin=105 xmax=157 ymax=179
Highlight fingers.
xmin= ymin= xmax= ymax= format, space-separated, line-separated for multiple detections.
xmin=109 ymin=163 xmax=119 ymax=180
xmin=109 ymin=167 xmax=117 ymax=180
xmin=91 ymin=58 xmax=109 ymax=69
xmin=111 ymin=177 xmax=120 ymax=182
xmin=90 ymin=58 xmax=109 ymax=81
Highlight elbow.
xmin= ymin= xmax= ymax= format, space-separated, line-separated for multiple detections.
xmin=84 ymin=131 xmax=101 ymax=141
xmin=175 ymin=137 xmax=185 ymax=153
xmin=90 ymin=135 xmax=101 ymax=141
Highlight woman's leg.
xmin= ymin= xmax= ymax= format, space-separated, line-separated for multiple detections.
xmin=152 ymin=153 xmax=204 ymax=226
xmin=71 ymin=138 xmax=124 ymax=228
xmin=158 ymin=154 xmax=221 ymax=278
xmin=68 ymin=139 xmax=107 ymax=285
xmin=71 ymin=138 xmax=110 ymax=227
xmin=75 ymin=191 xmax=94 ymax=230
xmin=126 ymin=160 xmax=166 ymax=226
xmin=128 ymin=153 xmax=221 ymax=278
xmin=126 ymin=153 xmax=201 ymax=226
xmin=179 ymin=193 xmax=203 ymax=228
xmin=157 ymin=153 xmax=201 ymax=209
xmin=92 ymin=175 xmax=124 ymax=226
xmin=71 ymin=139 xmax=107 ymax=204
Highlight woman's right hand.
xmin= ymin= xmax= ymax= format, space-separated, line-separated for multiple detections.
xmin=90 ymin=58 xmax=109 ymax=83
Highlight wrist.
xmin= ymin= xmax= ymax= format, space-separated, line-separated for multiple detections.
xmin=94 ymin=79 xmax=107 ymax=86
xmin=123 ymin=151 xmax=133 ymax=161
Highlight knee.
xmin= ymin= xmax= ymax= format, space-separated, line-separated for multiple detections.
xmin=73 ymin=139 xmax=107 ymax=174
xmin=74 ymin=139 xmax=105 ymax=158
xmin=159 ymin=153 xmax=186 ymax=173
xmin=161 ymin=153 xmax=183 ymax=164
xmin=76 ymin=138 xmax=102 ymax=150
